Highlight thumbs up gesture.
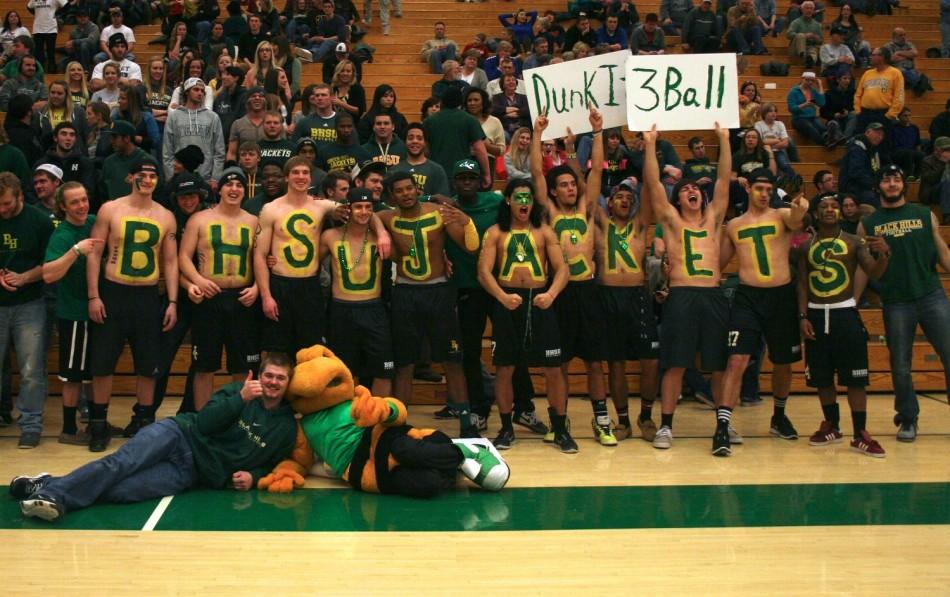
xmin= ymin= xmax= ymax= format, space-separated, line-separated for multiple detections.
xmin=240 ymin=370 xmax=262 ymax=402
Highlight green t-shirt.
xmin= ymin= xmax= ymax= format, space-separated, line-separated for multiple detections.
xmin=361 ymin=137 xmax=408 ymax=170
xmin=300 ymin=400 xmax=369 ymax=477
xmin=1 ymin=60 xmax=44 ymax=83
xmin=292 ymin=113 xmax=338 ymax=150
xmin=446 ymin=191 xmax=503 ymax=289
xmin=0 ymin=144 xmax=29 ymax=183
xmin=258 ymin=139 xmax=295 ymax=168
xmin=317 ymin=141 xmax=369 ymax=174
xmin=862 ymin=203 xmax=942 ymax=304
xmin=422 ymin=108 xmax=486 ymax=175
xmin=0 ymin=203 xmax=54 ymax=306
xmin=390 ymin=159 xmax=451 ymax=197
xmin=44 ymin=216 xmax=95 ymax=321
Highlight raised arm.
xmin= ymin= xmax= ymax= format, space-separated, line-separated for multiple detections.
xmin=583 ymin=106 xmax=604 ymax=217
xmin=530 ymin=111 xmax=551 ymax=209
xmin=780 ymin=193 xmax=808 ymax=231
xmin=642 ymin=125 xmax=676 ymax=225
xmin=710 ymin=123 xmax=732 ymax=223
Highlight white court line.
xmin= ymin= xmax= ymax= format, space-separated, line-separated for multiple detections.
xmin=141 ymin=495 xmax=174 ymax=531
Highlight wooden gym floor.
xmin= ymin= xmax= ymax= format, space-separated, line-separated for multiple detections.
xmin=1 ymin=390 xmax=949 ymax=595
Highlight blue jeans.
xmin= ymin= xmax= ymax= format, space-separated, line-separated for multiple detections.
xmin=792 ymin=116 xmax=827 ymax=144
xmin=309 ymin=38 xmax=339 ymax=61
xmin=427 ymin=44 xmax=457 ymax=74
xmin=729 ymin=26 xmax=764 ymax=54
xmin=0 ymin=299 xmax=47 ymax=434
xmin=41 ymin=419 xmax=196 ymax=512
xmin=883 ymin=289 xmax=950 ymax=424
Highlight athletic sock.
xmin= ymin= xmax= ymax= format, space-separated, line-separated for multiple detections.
xmin=852 ymin=411 xmax=867 ymax=438
xmin=499 ymin=412 xmax=513 ymax=432
xmin=716 ymin=407 xmax=732 ymax=429
xmin=89 ymin=402 xmax=108 ymax=421
xmin=457 ymin=401 xmax=473 ymax=432
xmin=821 ymin=403 xmax=841 ymax=429
xmin=773 ymin=396 xmax=788 ymax=419
xmin=592 ymin=399 xmax=609 ymax=428
xmin=62 ymin=406 xmax=77 ymax=435
xmin=617 ymin=406 xmax=630 ymax=428
xmin=661 ymin=413 xmax=674 ymax=429
xmin=639 ymin=399 xmax=654 ymax=422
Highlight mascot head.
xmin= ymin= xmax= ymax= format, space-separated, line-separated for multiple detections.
xmin=287 ymin=345 xmax=356 ymax=415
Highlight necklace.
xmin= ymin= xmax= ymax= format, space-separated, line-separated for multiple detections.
xmin=814 ymin=229 xmax=842 ymax=274
xmin=513 ymin=230 xmax=531 ymax=262
xmin=568 ymin=206 xmax=580 ymax=244
xmin=338 ymin=224 xmax=370 ymax=272
xmin=406 ymin=216 xmax=424 ymax=258
xmin=614 ymin=220 xmax=633 ymax=251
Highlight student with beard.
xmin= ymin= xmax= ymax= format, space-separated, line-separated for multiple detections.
xmin=859 ymin=165 xmax=950 ymax=442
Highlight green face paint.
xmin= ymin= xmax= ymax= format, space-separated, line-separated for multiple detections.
xmin=512 ymin=192 xmax=533 ymax=205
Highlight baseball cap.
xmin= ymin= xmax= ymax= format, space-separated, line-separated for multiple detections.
xmin=35 ymin=163 xmax=63 ymax=181
xmin=183 ymin=77 xmax=205 ymax=91
xmin=352 ymin=159 xmax=387 ymax=180
xmin=801 ymin=71 xmax=816 ymax=79
xmin=246 ymin=85 xmax=266 ymax=97
xmin=345 ymin=187 xmax=373 ymax=205
xmin=112 ymin=119 xmax=136 ymax=137
xmin=935 ymin=136 xmax=950 ymax=150
xmin=335 ymin=42 xmax=347 ymax=53
xmin=610 ymin=179 xmax=637 ymax=197
xmin=878 ymin=163 xmax=903 ymax=180
xmin=128 ymin=156 xmax=160 ymax=175
xmin=452 ymin=158 xmax=481 ymax=177
xmin=865 ymin=121 xmax=885 ymax=132
xmin=172 ymin=173 xmax=206 ymax=197
xmin=749 ymin=169 xmax=775 ymax=185
xmin=108 ymin=32 xmax=127 ymax=47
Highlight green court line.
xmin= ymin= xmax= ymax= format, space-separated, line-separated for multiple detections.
xmin=4 ymin=482 xmax=949 ymax=532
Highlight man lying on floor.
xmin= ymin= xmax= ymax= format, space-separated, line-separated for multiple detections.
xmin=10 ymin=353 xmax=298 ymax=522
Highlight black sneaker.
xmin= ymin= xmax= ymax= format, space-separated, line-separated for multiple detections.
xmin=433 ymin=405 xmax=459 ymax=420
xmin=513 ymin=410 xmax=549 ymax=435
xmin=123 ymin=416 xmax=153 ymax=438
xmin=459 ymin=423 xmax=482 ymax=439
xmin=770 ymin=415 xmax=799 ymax=440
xmin=9 ymin=473 xmax=51 ymax=500
xmin=553 ymin=430 xmax=578 ymax=454
xmin=492 ymin=428 xmax=516 ymax=450
xmin=89 ymin=420 xmax=111 ymax=453
xmin=414 ymin=368 xmax=443 ymax=383
xmin=20 ymin=494 xmax=64 ymax=521
xmin=712 ymin=426 xmax=732 ymax=456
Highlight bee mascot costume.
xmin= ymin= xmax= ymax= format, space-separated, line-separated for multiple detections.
xmin=258 ymin=345 xmax=510 ymax=497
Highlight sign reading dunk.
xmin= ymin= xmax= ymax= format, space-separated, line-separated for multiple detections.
xmin=624 ymin=53 xmax=739 ymax=131
xmin=526 ymin=49 xmax=631 ymax=141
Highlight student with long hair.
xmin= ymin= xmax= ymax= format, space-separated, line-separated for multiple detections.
xmin=270 ymin=35 xmax=301 ymax=99
xmin=504 ymin=127 xmax=532 ymax=180
xmin=0 ymin=11 xmax=28 ymax=60
xmin=463 ymin=87 xmax=505 ymax=158
xmin=143 ymin=58 xmax=172 ymax=131
xmin=264 ymin=67 xmax=294 ymax=124
xmin=112 ymin=83 xmax=161 ymax=154
xmin=331 ymin=59 xmax=365 ymax=120
xmin=84 ymin=101 xmax=114 ymax=166
xmin=65 ymin=61 xmax=90 ymax=108
xmin=170 ymin=58 xmax=213 ymax=109
xmin=32 ymin=80 xmax=90 ymax=152
xmin=90 ymin=62 xmax=122 ymax=109
xmin=357 ymin=84 xmax=408 ymax=143
xmin=244 ymin=40 xmax=275 ymax=88
xmin=421 ymin=96 xmax=440 ymax=120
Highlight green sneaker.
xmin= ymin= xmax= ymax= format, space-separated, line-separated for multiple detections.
xmin=453 ymin=438 xmax=511 ymax=491
xmin=591 ymin=418 xmax=618 ymax=446
xmin=543 ymin=416 xmax=569 ymax=443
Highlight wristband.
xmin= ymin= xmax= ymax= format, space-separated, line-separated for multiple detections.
xmin=566 ymin=152 xmax=577 ymax=159
xmin=73 ymin=244 xmax=82 ymax=256
xmin=168 ymin=299 xmax=178 ymax=304
xmin=798 ymin=312 xmax=807 ymax=320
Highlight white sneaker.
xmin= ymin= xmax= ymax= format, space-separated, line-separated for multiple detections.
xmin=453 ymin=438 xmax=510 ymax=491
xmin=294 ymin=47 xmax=313 ymax=63
xmin=652 ymin=426 xmax=673 ymax=449
xmin=728 ymin=425 xmax=744 ymax=444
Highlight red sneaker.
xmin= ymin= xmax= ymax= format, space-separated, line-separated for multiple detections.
xmin=850 ymin=431 xmax=886 ymax=458
xmin=809 ymin=420 xmax=843 ymax=446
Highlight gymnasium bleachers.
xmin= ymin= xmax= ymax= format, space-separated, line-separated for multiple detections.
xmin=3 ymin=0 xmax=948 ymax=405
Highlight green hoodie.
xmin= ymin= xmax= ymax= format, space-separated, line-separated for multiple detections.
xmin=445 ymin=190 xmax=503 ymax=289
xmin=174 ymin=383 xmax=297 ymax=488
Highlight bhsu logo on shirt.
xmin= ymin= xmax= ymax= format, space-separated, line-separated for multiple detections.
xmin=545 ymin=348 xmax=561 ymax=358
xmin=383 ymin=360 xmax=394 ymax=371
xmin=2 ymin=233 xmax=17 ymax=250
xmin=873 ymin=219 xmax=924 ymax=239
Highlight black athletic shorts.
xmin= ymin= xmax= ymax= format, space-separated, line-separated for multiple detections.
xmin=805 ymin=306 xmax=869 ymax=388
xmin=600 ymin=285 xmax=660 ymax=362
xmin=554 ymin=279 xmax=608 ymax=362
xmin=89 ymin=279 xmax=162 ymax=377
xmin=727 ymin=283 xmax=802 ymax=364
xmin=57 ymin=319 xmax=92 ymax=383
xmin=328 ymin=299 xmax=395 ymax=380
xmin=391 ymin=281 xmax=462 ymax=367
xmin=491 ymin=287 xmax=562 ymax=368
xmin=262 ymin=274 xmax=325 ymax=356
xmin=660 ymin=286 xmax=729 ymax=371
xmin=191 ymin=288 xmax=261 ymax=374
